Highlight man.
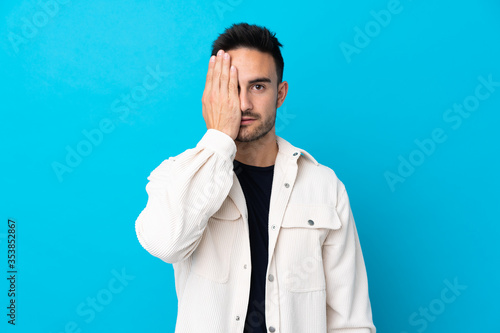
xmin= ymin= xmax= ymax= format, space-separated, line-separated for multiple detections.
xmin=135 ymin=22 xmax=376 ymax=333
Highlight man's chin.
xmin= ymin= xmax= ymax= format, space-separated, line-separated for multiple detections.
xmin=235 ymin=128 xmax=256 ymax=143
xmin=235 ymin=135 xmax=253 ymax=143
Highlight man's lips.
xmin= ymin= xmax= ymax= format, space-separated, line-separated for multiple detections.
xmin=241 ymin=117 xmax=256 ymax=124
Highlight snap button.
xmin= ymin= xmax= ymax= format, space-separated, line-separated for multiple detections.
xmin=269 ymin=326 xmax=276 ymax=332
xmin=243 ymin=264 xmax=247 ymax=269
xmin=271 ymin=224 xmax=276 ymax=230
xmin=268 ymin=274 xmax=274 ymax=282
xmin=284 ymin=183 xmax=290 ymax=188
xmin=236 ymin=315 xmax=240 ymax=321
xmin=308 ymin=219 xmax=314 ymax=226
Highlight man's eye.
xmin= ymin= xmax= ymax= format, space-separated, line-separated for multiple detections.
xmin=253 ymin=84 xmax=264 ymax=90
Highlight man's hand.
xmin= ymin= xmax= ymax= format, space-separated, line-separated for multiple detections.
xmin=202 ymin=49 xmax=241 ymax=140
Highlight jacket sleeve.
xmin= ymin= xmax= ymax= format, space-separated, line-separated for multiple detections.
xmin=322 ymin=184 xmax=376 ymax=332
xmin=135 ymin=129 xmax=236 ymax=264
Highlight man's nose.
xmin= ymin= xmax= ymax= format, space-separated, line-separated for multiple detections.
xmin=239 ymin=89 xmax=253 ymax=111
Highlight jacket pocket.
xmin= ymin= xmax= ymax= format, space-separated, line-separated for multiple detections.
xmin=278 ymin=204 xmax=342 ymax=292
xmin=191 ymin=198 xmax=240 ymax=283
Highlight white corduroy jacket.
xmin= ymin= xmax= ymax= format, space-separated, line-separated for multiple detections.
xmin=135 ymin=129 xmax=376 ymax=333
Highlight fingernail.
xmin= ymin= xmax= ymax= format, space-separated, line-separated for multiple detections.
xmin=217 ymin=49 xmax=223 ymax=56
xmin=231 ymin=65 xmax=236 ymax=72
xmin=224 ymin=53 xmax=229 ymax=59
xmin=210 ymin=55 xmax=215 ymax=62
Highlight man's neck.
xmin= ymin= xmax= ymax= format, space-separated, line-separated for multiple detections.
xmin=234 ymin=133 xmax=279 ymax=167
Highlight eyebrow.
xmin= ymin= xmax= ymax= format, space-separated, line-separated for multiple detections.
xmin=247 ymin=77 xmax=272 ymax=84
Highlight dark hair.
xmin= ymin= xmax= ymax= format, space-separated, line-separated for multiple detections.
xmin=211 ymin=22 xmax=284 ymax=84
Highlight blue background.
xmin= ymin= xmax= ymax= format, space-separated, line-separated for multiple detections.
xmin=1 ymin=0 xmax=499 ymax=332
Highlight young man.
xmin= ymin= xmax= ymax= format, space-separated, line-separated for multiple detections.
xmin=135 ymin=23 xmax=376 ymax=333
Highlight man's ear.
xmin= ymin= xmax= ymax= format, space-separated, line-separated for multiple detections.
xmin=276 ymin=81 xmax=288 ymax=108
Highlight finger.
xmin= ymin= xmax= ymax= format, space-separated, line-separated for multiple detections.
xmin=203 ymin=55 xmax=216 ymax=99
xmin=212 ymin=49 xmax=224 ymax=97
xmin=229 ymin=65 xmax=238 ymax=103
xmin=220 ymin=51 xmax=231 ymax=100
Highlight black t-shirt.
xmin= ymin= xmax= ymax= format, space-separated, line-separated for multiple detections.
xmin=233 ymin=159 xmax=274 ymax=333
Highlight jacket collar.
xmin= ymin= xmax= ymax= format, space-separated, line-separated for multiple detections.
xmin=276 ymin=135 xmax=319 ymax=166
xmin=229 ymin=135 xmax=320 ymax=234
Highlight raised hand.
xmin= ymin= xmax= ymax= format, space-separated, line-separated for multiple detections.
xmin=202 ymin=49 xmax=241 ymax=140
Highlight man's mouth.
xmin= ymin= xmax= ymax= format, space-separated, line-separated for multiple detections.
xmin=241 ymin=117 xmax=256 ymax=125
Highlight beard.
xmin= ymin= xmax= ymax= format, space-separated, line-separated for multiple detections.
xmin=235 ymin=108 xmax=276 ymax=143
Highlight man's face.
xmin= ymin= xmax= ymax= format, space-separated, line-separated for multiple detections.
xmin=226 ymin=47 xmax=286 ymax=143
